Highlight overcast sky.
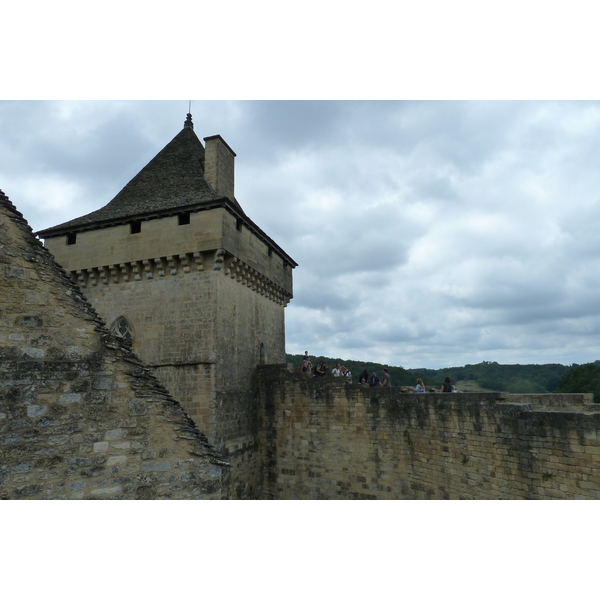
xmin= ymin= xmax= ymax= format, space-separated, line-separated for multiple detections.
xmin=6 ymin=2 xmax=600 ymax=578
xmin=4 ymin=100 xmax=600 ymax=369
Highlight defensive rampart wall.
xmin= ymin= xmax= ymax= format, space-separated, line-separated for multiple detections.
xmin=257 ymin=366 xmax=600 ymax=500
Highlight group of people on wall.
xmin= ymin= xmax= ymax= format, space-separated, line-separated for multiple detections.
xmin=300 ymin=352 xmax=461 ymax=393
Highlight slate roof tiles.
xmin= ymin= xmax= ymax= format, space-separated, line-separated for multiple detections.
xmin=37 ymin=121 xmax=245 ymax=238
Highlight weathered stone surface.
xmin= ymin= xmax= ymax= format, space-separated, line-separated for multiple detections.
xmin=257 ymin=366 xmax=600 ymax=500
xmin=0 ymin=190 xmax=229 ymax=499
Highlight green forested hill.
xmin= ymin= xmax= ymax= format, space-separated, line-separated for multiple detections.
xmin=414 ymin=361 xmax=570 ymax=393
xmin=555 ymin=361 xmax=600 ymax=399
xmin=286 ymin=354 xmax=573 ymax=393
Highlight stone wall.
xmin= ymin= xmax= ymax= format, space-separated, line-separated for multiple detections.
xmin=204 ymin=135 xmax=236 ymax=201
xmin=43 ymin=209 xmax=293 ymax=300
xmin=42 ymin=204 xmax=290 ymax=499
xmin=72 ymin=266 xmax=220 ymax=431
xmin=0 ymin=191 xmax=229 ymax=499
xmin=257 ymin=366 xmax=600 ymax=500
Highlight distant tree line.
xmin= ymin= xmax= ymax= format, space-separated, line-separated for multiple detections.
xmin=286 ymin=354 xmax=599 ymax=400
xmin=555 ymin=361 xmax=600 ymax=400
xmin=414 ymin=360 xmax=570 ymax=393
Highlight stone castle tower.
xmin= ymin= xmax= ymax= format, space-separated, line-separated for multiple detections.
xmin=37 ymin=114 xmax=296 ymax=495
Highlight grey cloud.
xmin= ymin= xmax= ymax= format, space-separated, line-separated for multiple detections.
xmin=232 ymin=101 xmax=349 ymax=162
xmin=5 ymin=100 xmax=600 ymax=369
xmin=293 ymin=285 xmax=353 ymax=311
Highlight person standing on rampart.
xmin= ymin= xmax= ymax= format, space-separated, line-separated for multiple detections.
xmin=315 ymin=361 xmax=327 ymax=377
xmin=381 ymin=368 xmax=391 ymax=388
xmin=369 ymin=372 xmax=380 ymax=387
xmin=301 ymin=359 xmax=313 ymax=376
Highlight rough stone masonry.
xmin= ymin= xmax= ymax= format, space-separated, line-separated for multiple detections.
xmin=257 ymin=366 xmax=600 ymax=499
xmin=0 ymin=190 xmax=229 ymax=499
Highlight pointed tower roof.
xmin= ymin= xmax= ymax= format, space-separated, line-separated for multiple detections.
xmin=37 ymin=114 xmax=245 ymax=238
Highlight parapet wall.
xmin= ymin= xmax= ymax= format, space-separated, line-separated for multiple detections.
xmin=257 ymin=366 xmax=600 ymax=500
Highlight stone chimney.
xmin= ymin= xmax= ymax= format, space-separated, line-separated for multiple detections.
xmin=203 ymin=135 xmax=236 ymax=201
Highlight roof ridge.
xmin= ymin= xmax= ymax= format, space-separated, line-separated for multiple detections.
xmin=37 ymin=124 xmax=237 ymax=237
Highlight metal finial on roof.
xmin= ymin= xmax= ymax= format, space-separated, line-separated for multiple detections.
xmin=184 ymin=113 xmax=194 ymax=130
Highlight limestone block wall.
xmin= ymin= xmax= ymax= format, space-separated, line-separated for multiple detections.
xmin=0 ymin=192 xmax=229 ymax=500
xmin=44 ymin=208 xmax=293 ymax=299
xmin=66 ymin=252 xmax=285 ymax=499
xmin=214 ymin=273 xmax=286 ymax=390
xmin=206 ymin=274 xmax=285 ymax=499
xmin=43 ymin=211 xmax=225 ymax=273
xmin=220 ymin=210 xmax=293 ymax=295
xmin=204 ymin=135 xmax=235 ymax=201
xmin=76 ymin=268 xmax=219 ymax=430
xmin=257 ymin=366 xmax=600 ymax=500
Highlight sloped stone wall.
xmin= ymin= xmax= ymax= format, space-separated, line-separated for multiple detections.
xmin=257 ymin=366 xmax=600 ymax=500
xmin=0 ymin=191 xmax=229 ymax=499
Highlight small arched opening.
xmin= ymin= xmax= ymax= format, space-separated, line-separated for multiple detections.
xmin=111 ymin=316 xmax=134 ymax=345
